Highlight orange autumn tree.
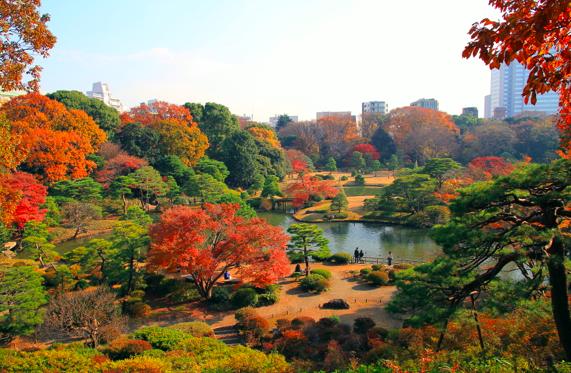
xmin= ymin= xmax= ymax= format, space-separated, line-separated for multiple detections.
xmin=0 ymin=93 xmax=106 ymax=182
xmin=286 ymin=175 xmax=339 ymax=208
xmin=467 ymin=156 xmax=515 ymax=181
xmin=463 ymin=0 xmax=571 ymax=156
xmin=120 ymin=101 xmax=208 ymax=166
xmin=246 ymin=125 xmax=281 ymax=148
xmin=0 ymin=0 xmax=57 ymax=92
xmin=317 ymin=116 xmax=361 ymax=160
xmin=0 ymin=114 xmax=24 ymax=173
xmin=382 ymin=107 xmax=459 ymax=164
xmin=148 ymin=203 xmax=290 ymax=299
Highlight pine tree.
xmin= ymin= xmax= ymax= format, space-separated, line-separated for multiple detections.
xmin=330 ymin=190 xmax=348 ymax=212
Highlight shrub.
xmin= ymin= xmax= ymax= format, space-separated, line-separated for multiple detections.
xmin=290 ymin=316 xmax=316 ymax=330
xmin=371 ymin=264 xmax=383 ymax=271
xmin=353 ymin=317 xmax=376 ymax=334
xmin=168 ymin=322 xmax=214 ymax=338
xmin=131 ymin=327 xmax=190 ymax=351
xmin=329 ymin=252 xmax=352 ymax=264
xmin=368 ymin=326 xmax=390 ymax=340
xmin=393 ymin=263 xmax=413 ymax=270
xmin=103 ymin=338 xmax=152 ymax=360
xmin=340 ymin=175 xmax=349 ymax=181
xmin=322 ymin=299 xmax=350 ymax=309
xmin=310 ymin=268 xmax=332 ymax=279
xmin=354 ymin=174 xmax=365 ymax=185
xmin=360 ymin=268 xmax=371 ymax=275
xmin=209 ymin=286 xmax=231 ymax=305
xmin=300 ymin=274 xmax=330 ymax=293
xmin=235 ymin=307 xmax=270 ymax=343
xmin=256 ymin=285 xmax=280 ymax=306
xmin=367 ymin=271 xmax=389 ymax=286
xmin=104 ymin=355 xmax=171 ymax=372
xmin=231 ymin=287 xmax=259 ymax=309
xmin=322 ymin=174 xmax=335 ymax=180
xmin=123 ymin=298 xmax=151 ymax=318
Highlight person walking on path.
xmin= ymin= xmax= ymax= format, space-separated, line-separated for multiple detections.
xmin=354 ymin=247 xmax=359 ymax=263
xmin=359 ymin=249 xmax=364 ymax=263
xmin=387 ymin=251 xmax=393 ymax=266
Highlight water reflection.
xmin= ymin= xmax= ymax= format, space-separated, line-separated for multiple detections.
xmin=258 ymin=211 xmax=440 ymax=261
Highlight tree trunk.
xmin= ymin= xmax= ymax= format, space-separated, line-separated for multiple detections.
xmin=547 ymin=235 xmax=571 ymax=360
xmin=304 ymin=248 xmax=310 ymax=276
xmin=73 ymin=225 xmax=81 ymax=239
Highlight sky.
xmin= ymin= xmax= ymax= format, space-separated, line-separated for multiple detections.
xmin=38 ymin=0 xmax=499 ymax=122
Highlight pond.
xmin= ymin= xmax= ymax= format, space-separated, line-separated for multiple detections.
xmin=258 ymin=211 xmax=441 ymax=262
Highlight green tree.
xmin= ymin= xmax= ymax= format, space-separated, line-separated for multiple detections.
xmin=276 ymin=114 xmax=293 ymax=132
xmin=165 ymin=176 xmax=181 ymax=204
xmin=391 ymin=160 xmax=571 ymax=358
xmin=423 ymin=158 xmax=461 ymax=189
xmin=116 ymin=122 xmax=163 ymax=163
xmin=41 ymin=196 xmax=60 ymax=226
xmin=287 ymin=224 xmax=330 ymax=276
xmin=221 ymin=131 xmax=262 ymax=188
xmin=330 ymin=190 xmax=348 ymax=213
xmin=351 ymin=151 xmax=366 ymax=172
xmin=108 ymin=221 xmax=149 ymax=295
xmin=205 ymin=192 xmax=257 ymax=219
xmin=0 ymin=265 xmax=47 ymax=342
xmin=372 ymin=127 xmax=397 ymax=162
xmin=372 ymin=174 xmax=437 ymax=214
xmin=152 ymin=155 xmax=195 ymax=187
xmin=261 ymin=175 xmax=282 ymax=198
xmin=184 ymin=102 xmax=240 ymax=157
xmin=324 ymin=157 xmax=337 ymax=172
xmin=109 ymin=175 xmax=136 ymax=214
xmin=20 ymin=222 xmax=56 ymax=268
xmin=195 ymin=157 xmax=229 ymax=182
xmin=184 ymin=173 xmax=229 ymax=202
xmin=128 ymin=166 xmax=168 ymax=210
xmin=354 ymin=174 xmax=365 ymax=186
xmin=50 ymin=177 xmax=103 ymax=202
xmin=47 ymin=90 xmax=121 ymax=136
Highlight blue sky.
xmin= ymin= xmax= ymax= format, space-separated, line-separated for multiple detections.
xmin=39 ymin=0 xmax=497 ymax=121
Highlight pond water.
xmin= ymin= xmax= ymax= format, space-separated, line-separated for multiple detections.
xmin=258 ymin=211 xmax=441 ymax=262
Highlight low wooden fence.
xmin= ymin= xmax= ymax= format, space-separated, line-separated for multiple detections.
xmin=351 ymin=256 xmax=428 ymax=265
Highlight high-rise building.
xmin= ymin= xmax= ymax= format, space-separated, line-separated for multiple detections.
xmin=462 ymin=107 xmax=479 ymax=117
xmin=269 ymin=114 xmax=298 ymax=127
xmin=410 ymin=98 xmax=439 ymax=111
xmin=86 ymin=82 xmax=124 ymax=112
xmin=316 ymin=111 xmax=356 ymax=123
xmin=362 ymin=101 xmax=388 ymax=115
xmin=486 ymin=62 xmax=559 ymax=118
xmin=484 ymin=95 xmax=492 ymax=118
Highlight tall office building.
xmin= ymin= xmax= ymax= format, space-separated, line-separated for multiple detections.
xmin=410 ymin=98 xmax=439 ymax=111
xmin=87 ymin=82 xmax=124 ymax=112
xmin=486 ymin=62 xmax=559 ymax=118
xmin=362 ymin=101 xmax=388 ymax=115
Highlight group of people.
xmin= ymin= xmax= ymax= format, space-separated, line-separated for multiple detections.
xmin=353 ymin=247 xmax=393 ymax=266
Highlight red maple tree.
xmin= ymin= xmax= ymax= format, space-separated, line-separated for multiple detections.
xmin=95 ymin=153 xmax=148 ymax=186
xmin=353 ymin=143 xmax=380 ymax=160
xmin=147 ymin=203 xmax=290 ymax=299
xmin=467 ymin=156 xmax=515 ymax=180
xmin=286 ymin=175 xmax=339 ymax=208
xmin=0 ymin=171 xmax=47 ymax=229
xmin=463 ymin=0 xmax=571 ymax=156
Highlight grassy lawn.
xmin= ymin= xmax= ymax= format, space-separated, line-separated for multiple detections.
xmin=343 ymin=186 xmax=383 ymax=197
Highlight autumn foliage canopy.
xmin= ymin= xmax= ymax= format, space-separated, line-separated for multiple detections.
xmin=286 ymin=175 xmax=339 ymax=207
xmin=120 ymin=101 xmax=208 ymax=166
xmin=0 ymin=93 xmax=106 ymax=182
xmin=148 ymin=203 xmax=290 ymax=298
xmin=0 ymin=171 xmax=47 ymax=228
xmin=463 ymin=0 xmax=571 ymax=156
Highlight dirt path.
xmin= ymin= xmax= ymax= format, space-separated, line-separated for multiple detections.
xmin=141 ymin=263 xmax=401 ymax=332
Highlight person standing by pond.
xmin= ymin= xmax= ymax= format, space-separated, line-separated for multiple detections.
xmin=359 ymin=249 xmax=364 ymax=263
xmin=354 ymin=247 xmax=359 ymax=263
xmin=387 ymin=251 xmax=393 ymax=266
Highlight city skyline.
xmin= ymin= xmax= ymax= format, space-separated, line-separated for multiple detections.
xmin=36 ymin=0 xmax=498 ymax=121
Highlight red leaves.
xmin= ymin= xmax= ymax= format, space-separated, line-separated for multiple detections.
xmin=353 ymin=143 xmax=380 ymax=160
xmin=0 ymin=172 xmax=47 ymax=228
xmin=96 ymin=153 xmax=147 ymax=186
xmin=468 ymin=156 xmax=515 ymax=180
xmin=120 ymin=101 xmax=195 ymax=126
xmin=286 ymin=175 xmax=339 ymax=208
xmin=147 ymin=203 xmax=290 ymax=294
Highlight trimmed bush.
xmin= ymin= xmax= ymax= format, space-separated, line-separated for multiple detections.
xmin=168 ymin=322 xmax=214 ymax=337
xmin=367 ymin=271 xmax=389 ymax=286
xmin=340 ymin=175 xmax=349 ymax=181
xmin=210 ymin=286 xmax=231 ymax=304
xmin=353 ymin=317 xmax=376 ymax=334
xmin=235 ymin=307 xmax=270 ymax=342
xmin=300 ymin=274 xmax=330 ymax=293
xmin=131 ymin=327 xmax=189 ymax=351
xmin=123 ymin=298 xmax=151 ymax=318
xmin=329 ymin=252 xmax=352 ymax=264
xmin=371 ymin=264 xmax=382 ymax=271
xmin=103 ymin=338 xmax=152 ymax=360
xmin=354 ymin=174 xmax=365 ymax=185
xmin=256 ymin=285 xmax=280 ymax=306
xmin=231 ymin=287 xmax=259 ymax=309
xmin=310 ymin=268 xmax=332 ymax=279
xmin=360 ymin=268 xmax=371 ymax=275
xmin=322 ymin=299 xmax=350 ymax=309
